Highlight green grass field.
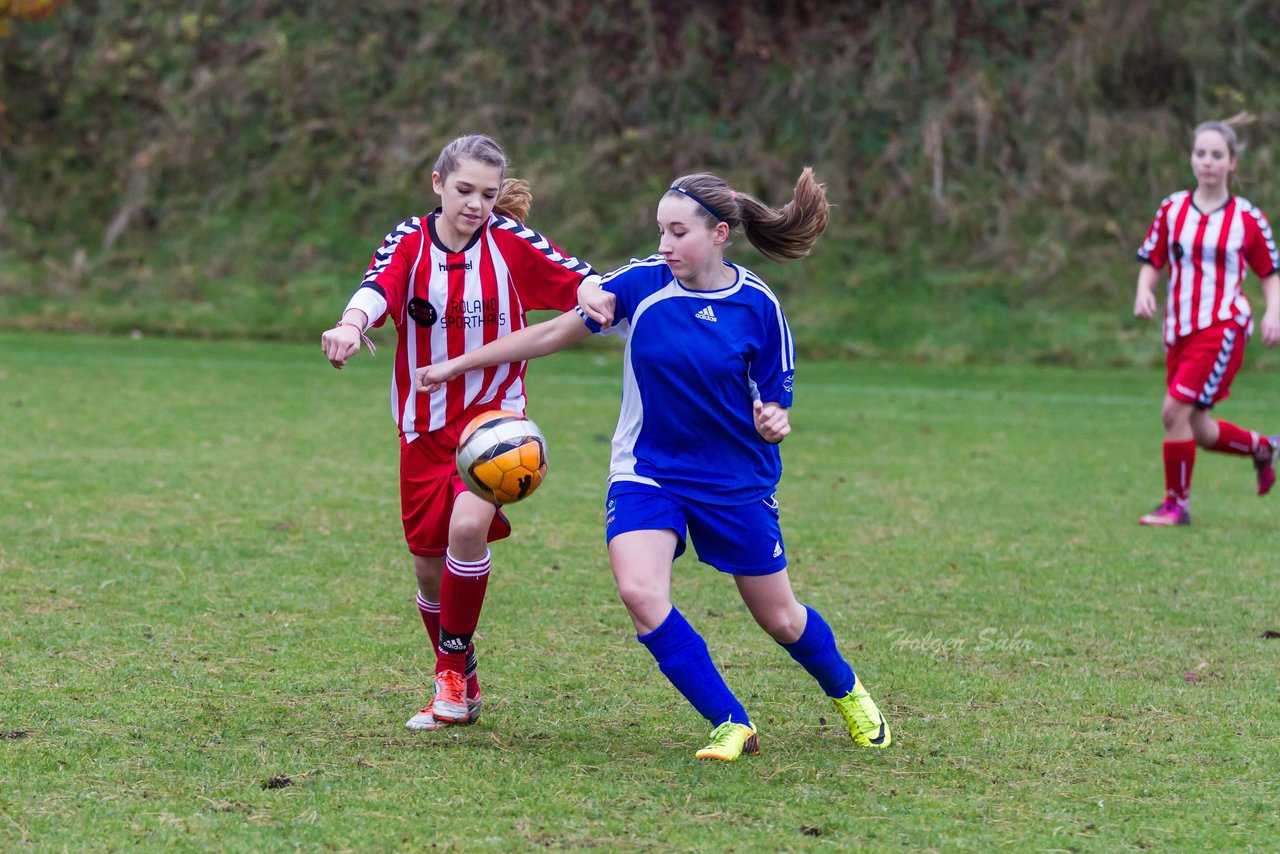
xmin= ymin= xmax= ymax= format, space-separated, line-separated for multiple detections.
xmin=2 ymin=332 xmax=1279 ymax=852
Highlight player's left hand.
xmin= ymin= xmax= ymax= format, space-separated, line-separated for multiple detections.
xmin=753 ymin=400 xmax=790 ymax=444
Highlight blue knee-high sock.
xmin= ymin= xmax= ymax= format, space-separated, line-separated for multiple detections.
xmin=780 ymin=605 xmax=856 ymax=698
xmin=637 ymin=607 xmax=749 ymax=728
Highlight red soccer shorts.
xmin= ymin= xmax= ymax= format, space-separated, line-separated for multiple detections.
xmin=1166 ymin=318 xmax=1250 ymax=408
xmin=399 ymin=406 xmax=511 ymax=557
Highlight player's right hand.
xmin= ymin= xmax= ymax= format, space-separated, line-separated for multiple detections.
xmin=1133 ymin=288 xmax=1157 ymax=319
xmin=321 ymin=325 xmax=361 ymax=368
xmin=415 ymin=362 xmax=455 ymax=394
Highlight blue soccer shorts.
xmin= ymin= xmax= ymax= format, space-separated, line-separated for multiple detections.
xmin=604 ymin=481 xmax=787 ymax=576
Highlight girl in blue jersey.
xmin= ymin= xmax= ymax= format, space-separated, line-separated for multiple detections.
xmin=416 ymin=169 xmax=890 ymax=761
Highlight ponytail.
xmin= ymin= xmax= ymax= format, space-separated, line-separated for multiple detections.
xmin=667 ymin=168 xmax=830 ymax=262
xmin=494 ymin=177 xmax=531 ymax=222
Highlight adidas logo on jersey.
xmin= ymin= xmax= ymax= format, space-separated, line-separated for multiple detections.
xmin=694 ymin=305 xmax=718 ymax=322
xmin=772 ymin=541 xmax=783 ymax=558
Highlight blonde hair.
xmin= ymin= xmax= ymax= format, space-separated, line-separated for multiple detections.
xmin=667 ymin=168 xmax=830 ymax=262
xmin=433 ymin=134 xmax=532 ymax=221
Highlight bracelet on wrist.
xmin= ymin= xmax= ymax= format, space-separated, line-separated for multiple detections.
xmin=336 ymin=319 xmax=377 ymax=357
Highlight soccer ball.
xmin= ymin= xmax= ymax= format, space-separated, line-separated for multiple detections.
xmin=455 ymin=410 xmax=548 ymax=505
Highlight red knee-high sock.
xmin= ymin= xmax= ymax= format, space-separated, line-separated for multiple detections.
xmin=416 ymin=592 xmax=441 ymax=652
xmin=437 ymin=549 xmax=491 ymax=675
xmin=1163 ymin=440 xmax=1196 ymax=507
xmin=418 ymin=592 xmax=480 ymax=695
xmin=1210 ymin=420 xmax=1261 ymax=457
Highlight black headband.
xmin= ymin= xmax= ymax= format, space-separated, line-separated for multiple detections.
xmin=669 ymin=185 xmax=728 ymax=223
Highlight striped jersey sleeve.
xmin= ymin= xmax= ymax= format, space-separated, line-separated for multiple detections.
xmin=1240 ymin=201 xmax=1280 ymax=278
xmin=1136 ymin=195 xmax=1179 ymax=269
xmin=348 ymin=217 xmax=424 ymax=328
xmin=488 ymin=215 xmax=593 ymax=312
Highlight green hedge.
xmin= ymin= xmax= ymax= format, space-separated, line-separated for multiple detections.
xmin=3 ymin=1 xmax=1279 ymax=364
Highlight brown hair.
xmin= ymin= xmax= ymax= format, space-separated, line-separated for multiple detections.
xmin=666 ymin=168 xmax=830 ymax=262
xmin=433 ymin=134 xmax=532 ymax=221
xmin=1193 ymin=121 xmax=1241 ymax=157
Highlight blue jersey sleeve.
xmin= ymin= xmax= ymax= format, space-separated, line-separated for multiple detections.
xmin=747 ymin=290 xmax=796 ymax=407
xmin=577 ymin=255 xmax=670 ymax=336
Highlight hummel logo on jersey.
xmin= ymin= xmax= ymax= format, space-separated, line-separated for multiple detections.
xmin=695 ymin=305 xmax=718 ymax=322
xmin=772 ymin=541 xmax=783 ymax=558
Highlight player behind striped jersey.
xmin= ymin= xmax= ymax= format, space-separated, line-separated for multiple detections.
xmin=1133 ymin=118 xmax=1280 ymax=526
xmin=416 ymin=168 xmax=891 ymax=761
xmin=320 ymin=134 xmax=593 ymax=729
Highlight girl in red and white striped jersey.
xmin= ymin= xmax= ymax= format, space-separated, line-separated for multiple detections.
xmin=321 ymin=135 xmax=592 ymax=727
xmin=1133 ymin=119 xmax=1280 ymax=526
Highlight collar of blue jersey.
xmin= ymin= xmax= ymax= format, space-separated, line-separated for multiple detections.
xmin=669 ymin=186 xmax=728 ymax=223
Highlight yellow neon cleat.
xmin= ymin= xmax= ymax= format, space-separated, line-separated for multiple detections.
xmin=831 ymin=683 xmax=891 ymax=748
xmin=695 ymin=721 xmax=760 ymax=761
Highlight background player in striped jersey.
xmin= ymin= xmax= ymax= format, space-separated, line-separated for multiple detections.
xmin=320 ymin=134 xmax=592 ymax=729
xmin=417 ymin=168 xmax=891 ymax=762
xmin=1134 ymin=119 xmax=1280 ymax=527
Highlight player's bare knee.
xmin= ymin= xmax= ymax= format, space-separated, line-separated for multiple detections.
xmin=1191 ymin=425 xmax=1215 ymax=447
xmin=413 ymin=556 xmax=443 ymax=598
xmin=448 ymin=513 xmax=491 ymax=551
xmin=755 ymin=609 xmax=804 ymax=644
xmin=615 ymin=580 xmax=664 ymax=615
xmin=415 ymin=565 xmax=441 ymax=591
xmin=1161 ymin=402 xmax=1194 ymax=433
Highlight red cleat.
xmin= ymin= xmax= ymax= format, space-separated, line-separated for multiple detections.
xmin=1255 ymin=436 xmax=1279 ymax=497
xmin=428 ymin=669 xmax=470 ymax=722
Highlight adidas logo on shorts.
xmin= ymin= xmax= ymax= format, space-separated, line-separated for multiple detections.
xmin=772 ymin=541 xmax=783 ymax=558
xmin=694 ymin=305 xmax=718 ymax=323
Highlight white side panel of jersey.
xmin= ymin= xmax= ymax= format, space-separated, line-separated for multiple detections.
xmin=608 ymin=317 xmax=656 ymax=487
